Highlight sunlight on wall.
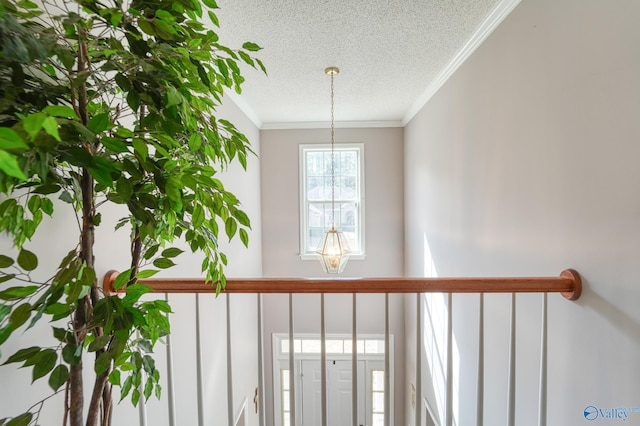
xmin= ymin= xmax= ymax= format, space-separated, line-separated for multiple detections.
xmin=422 ymin=233 xmax=460 ymax=426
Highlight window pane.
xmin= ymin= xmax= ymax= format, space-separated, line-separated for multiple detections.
xmin=307 ymin=177 xmax=324 ymax=201
xmin=301 ymin=144 xmax=363 ymax=255
xmin=326 ymin=340 xmax=343 ymax=353
xmin=283 ymin=412 xmax=290 ymax=426
xmin=372 ymin=371 xmax=384 ymax=391
xmin=283 ymin=390 xmax=290 ymax=411
xmin=282 ymin=370 xmax=289 ymax=390
xmin=372 ymin=413 xmax=384 ymax=426
xmin=365 ymin=339 xmax=385 ymax=354
xmin=302 ymin=339 xmax=321 ymax=353
xmin=306 ymin=151 xmax=324 ymax=176
xmin=372 ymin=392 xmax=385 ymax=412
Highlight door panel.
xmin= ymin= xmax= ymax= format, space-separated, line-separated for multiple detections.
xmin=300 ymin=360 xmax=365 ymax=426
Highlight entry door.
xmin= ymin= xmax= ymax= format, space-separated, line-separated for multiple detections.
xmin=300 ymin=359 xmax=365 ymax=426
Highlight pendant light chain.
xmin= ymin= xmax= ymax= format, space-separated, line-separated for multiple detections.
xmin=317 ymin=66 xmax=349 ymax=274
xmin=330 ymin=69 xmax=336 ymax=231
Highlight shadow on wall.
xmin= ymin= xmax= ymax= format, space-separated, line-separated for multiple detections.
xmin=584 ymin=281 xmax=640 ymax=344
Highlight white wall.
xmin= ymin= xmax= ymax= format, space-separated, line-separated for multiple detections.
xmin=404 ymin=0 xmax=640 ymax=425
xmin=260 ymin=127 xmax=404 ymax=278
xmin=0 ymin=96 xmax=263 ymax=425
xmin=259 ymin=127 xmax=406 ymax=425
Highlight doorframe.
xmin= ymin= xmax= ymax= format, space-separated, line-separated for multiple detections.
xmin=272 ymin=333 xmax=394 ymax=426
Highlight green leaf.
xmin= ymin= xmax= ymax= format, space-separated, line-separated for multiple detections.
xmin=0 ymin=128 xmax=28 ymax=151
xmin=88 ymin=113 xmax=110 ymax=133
xmin=239 ymin=228 xmax=249 ymax=248
xmin=135 ymin=269 xmax=159 ymax=279
xmin=43 ymin=105 xmax=78 ymax=120
xmin=48 ymin=364 xmax=68 ymax=391
xmin=95 ymin=351 xmax=112 ymax=375
xmin=166 ymin=86 xmax=182 ymax=107
xmin=41 ymin=116 xmax=61 ymax=141
xmin=132 ymin=138 xmax=148 ymax=161
xmin=192 ymin=205 xmax=204 ymax=228
xmin=102 ymin=137 xmax=129 ymax=153
xmin=5 ymin=412 xmax=32 ymax=426
xmin=108 ymin=369 xmax=121 ymax=386
xmin=242 ymin=42 xmax=262 ymax=52
xmin=88 ymin=334 xmax=111 ymax=352
xmin=115 ymin=73 xmax=132 ymax=92
xmin=3 ymin=346 xmax=39 ymax=365
xmin=152 ymin=258 xmax=175 ymax=269
xmin=233 ymin=209 xmax=251 ymax=227
xmin=0 ymin=151 xmax=27 ymax=180
xmin=32 ymin=349 xmax=56 ymax=382
xmin=0 ymin=304 xmax=10 ymax=322
xmin=17 ymin=249 xmax=38 ymax=271
xmin=113 ymin=269 xmax=132 ymax=290
xmin=225 ymin=217 xmax=237 ymax=240
xmin=27 ymin=195 xmax=41 ymax=214
xmin=144 ymin=377 xmax=153 ymax=400
xmin=89 ymin=166 xmax=113 ymax=187
xmin=0 ymin=324 xmax=12 ymax=345
xmin=62 ymin=344 xmax=81 ymax=366
xmin=9 ymin=303 xmax=31 ymax=328
xmin=207 ymin=10 xmax=219 ymax=27
xmin=120 ymin=375 xmax=133 ymax=401
xmin=0 ymin=285 xmax=39 ymax=301
xmin=188 ymin=133 xmax=202 ymax=151
xmin=161 ymin=248 xmax=183 ymax=258
xmin=41 ymin=197 xmax=54 ymax=215
xmin=124 ymin=283 xmax=152 ymax=302
xmin=22 ymin=113 xmax=45 ymax=140
xmin=0 ymin=256 xmax=14 ymax=268
xmin=0 ymin=275 xmax=15 ymax=285
xmin=132 ymin=388 xmax=140 ymax=406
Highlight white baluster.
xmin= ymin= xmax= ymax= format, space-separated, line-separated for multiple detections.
xmin=165 ymin=293 xmax=177 ymax=426
xmin=416 ymin=293 xmax=422 ymax=426
xmin=507 ymin=293 xmax=516 ymax=426
xmin=477 ymin=293 xmax=484 ymax=426
xmin=227 ymin=294 xmax=234 ymax=426
xmin=538 ymin=293 xmax=548 ymax=426
xmin=384 ymin=294 xmax=390 ymax=426
xmin=321 ymin=294 xmax=327 ymax=426
xmin=446 ymin=293 xmax=453 ymax=426
xmin=352 ymin=293 xmax=358 ymax=426
xmin=195 ymin=294 xmax=205 ymax=426
xmin=289 ymin=294 xmax=295 ymax=425
xmin=257 ymin=294 xmax=266 ymax=426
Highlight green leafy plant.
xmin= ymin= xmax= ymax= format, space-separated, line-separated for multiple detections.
xmin=0 ymin=0 xmax=265 ymax=424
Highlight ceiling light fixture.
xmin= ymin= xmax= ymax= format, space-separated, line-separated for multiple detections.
xmin=316 ymin=66 xmax=350 ymax=274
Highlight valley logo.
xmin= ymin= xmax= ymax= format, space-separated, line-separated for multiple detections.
xmin=584 ymin=405 xmax=640 ymax=421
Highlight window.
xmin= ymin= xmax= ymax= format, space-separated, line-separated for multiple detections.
xmin=281 ymin=369 xmax=291 ymax=426
xmin=371 ymin=370 xmax=385 ymax=426
xmin=300 ymin=143 xmax=364 ymax=258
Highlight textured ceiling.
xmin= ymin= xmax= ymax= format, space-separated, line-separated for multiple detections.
xmin=214 ymin=0 xmax=515 ymax=128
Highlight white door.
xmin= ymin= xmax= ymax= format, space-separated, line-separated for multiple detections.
xmin=300 ymin=359 xmax=365 ymax=426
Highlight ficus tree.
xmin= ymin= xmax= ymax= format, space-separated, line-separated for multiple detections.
xmin=0 ymin=0 xmax=264 ymax=424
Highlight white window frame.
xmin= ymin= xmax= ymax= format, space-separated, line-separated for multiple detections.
xmin=299 ymin=143 xmax=365 ymax=259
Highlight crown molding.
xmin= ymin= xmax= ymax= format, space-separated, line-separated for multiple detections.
xmin=225 ymin=91 xmax=263 ymax=129
xmin=260 ymin=120 xmax=404 ymax=130
xmin=402 ymin=0 xmax=523 ymax=126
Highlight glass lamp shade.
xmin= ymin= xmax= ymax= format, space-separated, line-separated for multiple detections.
xmin=316 ymin=229 xmax=351 ymax=274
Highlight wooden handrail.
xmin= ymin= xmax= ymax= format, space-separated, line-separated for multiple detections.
xmin=102 ymin=268 xmax=581 ymax=300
